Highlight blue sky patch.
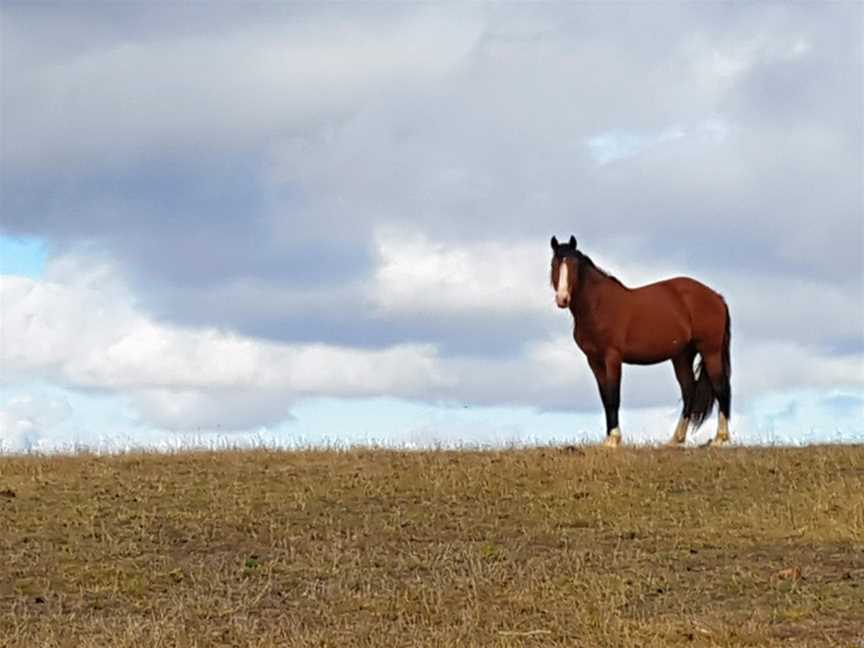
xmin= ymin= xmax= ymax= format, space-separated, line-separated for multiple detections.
xmin=0 ymin=236 xmax=48 ymax=278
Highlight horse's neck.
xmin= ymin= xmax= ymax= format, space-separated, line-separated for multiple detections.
xmin=571 ymin=267 xmax=622 ymax=323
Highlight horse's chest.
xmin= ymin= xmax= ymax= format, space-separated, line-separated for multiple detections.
xmin=573 ymin=325 xmax=607 ymax=357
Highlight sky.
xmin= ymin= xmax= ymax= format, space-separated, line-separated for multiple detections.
xmin=1 ymin=3 xmax=862 ymax=453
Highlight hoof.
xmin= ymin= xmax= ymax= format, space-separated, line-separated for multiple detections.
xmin=702 ymin=437 xmax=732 ymax=448
xmin=602 ymin=435 xmax=622 ymax=449
xmin=664 ymin=439 xmax=686 ymax=449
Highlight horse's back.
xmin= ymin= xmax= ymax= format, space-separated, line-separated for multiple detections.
xmin=664 ymin=276 xmax=725 ymax=311
xmin=628 ymin=276 xmax=726 ymax=344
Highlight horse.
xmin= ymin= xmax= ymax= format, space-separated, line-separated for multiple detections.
xmin=550 ymin=235 xmax=731 ymax=448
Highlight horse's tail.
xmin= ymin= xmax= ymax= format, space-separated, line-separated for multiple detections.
xmin=690 ymin=299 xmax=731 ymax=430
xmin=689 ymin=357 xmax=716 ymax=430
xmin=722 ymin=300 xmax=732 ymax=381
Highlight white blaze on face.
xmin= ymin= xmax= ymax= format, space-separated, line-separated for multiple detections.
xmin=555 ymin=261 xmax=570 ymax=307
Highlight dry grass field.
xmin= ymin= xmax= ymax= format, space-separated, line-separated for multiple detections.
xmin=1 ymin=445 xmax=862 ymax=647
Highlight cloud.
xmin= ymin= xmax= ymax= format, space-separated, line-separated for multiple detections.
xmin=2 ymin=5 xmax=485 ymax=170
xmin=0 ymin=393 xmax=71 ymax=452
xmin=1 ymin=266 xmax=448 ymax=430
xmin=732 ymin=342 xmax=863 ymax=403
xmin=0 ymin=4 xmax=861 ymax=446
xmin=127 ymin=388 xmax=293 ymax=432
xmin=0 ymin=254 xmax=671 ymax=433
xmin=370 ymin=229 xmax=549 ymax=316
xmin=4 ymin=246 xmax=861 ymax=438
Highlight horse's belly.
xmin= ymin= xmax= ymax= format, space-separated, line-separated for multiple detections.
xmin=622 ymin=349 xmax=678 ymax=366
xmin=622 ymin=319 xmax=690 ymax=364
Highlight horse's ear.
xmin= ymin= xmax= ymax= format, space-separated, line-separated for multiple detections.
xmin=551 ymin=236 xmax=559 ymax=251
xmin=569 ymin=235 xmax=577 ymax=249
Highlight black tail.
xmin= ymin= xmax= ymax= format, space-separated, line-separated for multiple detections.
xmin=689 ymin=356 xmax=715 ymax=430
xmin=690 ymin=301 xmax=732 ymax=430
xmin=722 ymin=300 xmax=732 ymax=381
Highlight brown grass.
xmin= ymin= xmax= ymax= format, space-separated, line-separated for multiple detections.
xmin=1 ymin=445 xmax=862 ymax=647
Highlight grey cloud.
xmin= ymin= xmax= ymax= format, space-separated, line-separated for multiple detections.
xmin=153 ymin=284 xmax=557 ymax=357
xmin=1 ymin=4 xmax=484 ymax=170
xmin=2 ymin=3 xmax=861 ymax=374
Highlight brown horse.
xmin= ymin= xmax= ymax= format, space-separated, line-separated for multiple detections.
xmin=550 ymin=235 xmax=731 ymax=448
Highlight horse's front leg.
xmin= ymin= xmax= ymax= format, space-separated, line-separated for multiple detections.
xmin=589 ymin=353 xmax=622 ymax=448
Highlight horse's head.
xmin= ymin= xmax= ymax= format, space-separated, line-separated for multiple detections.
xmin=550 ymin=235 xmax=579 ymax=309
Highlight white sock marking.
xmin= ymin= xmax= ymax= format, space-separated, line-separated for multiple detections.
xmin=672 ymin=417 xmax=689 ymax=443
xmin=717 ymin=412 xmax=730 ymax=441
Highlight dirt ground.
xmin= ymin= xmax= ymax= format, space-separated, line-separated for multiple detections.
xmin=1 ymin=445 xmax=862 ymax=647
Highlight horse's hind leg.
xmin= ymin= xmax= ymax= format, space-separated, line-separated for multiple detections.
xmin=703 ymin=352 xmax=731 ymax=446
xmin=667 ymin=348 xmax=697 ymax=446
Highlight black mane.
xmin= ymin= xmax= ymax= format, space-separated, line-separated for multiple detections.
xmin=575 ymin=250 xmax=626 ymax=289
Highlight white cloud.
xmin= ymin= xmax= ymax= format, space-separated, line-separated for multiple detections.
xmin=0 ymin=393 xmax=71 ymax=452
xmin=1 ymin=265 xmax=447 ymax=430
xmin=127 ymin=388 xmax=293 ymax=432
xmin=683 ymin=17 xmax=816 ymax=93
xmin=733 ymin=341 xmax=864 ymax=399
xmin=0 ymin=251 xmax=690 ymax=431
xmin=2 ymin=243 xmax=861 ymax=449
xmin=5 ymin=233 xmax=860 ymax=432
xmin=370 ymin=228 xmax=550 ymax=316
xmin=368 ymin=229 xmax=864 ymax=359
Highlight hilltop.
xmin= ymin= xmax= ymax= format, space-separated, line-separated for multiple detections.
xmin=1 ymin=445 xmax=862 ymax=647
